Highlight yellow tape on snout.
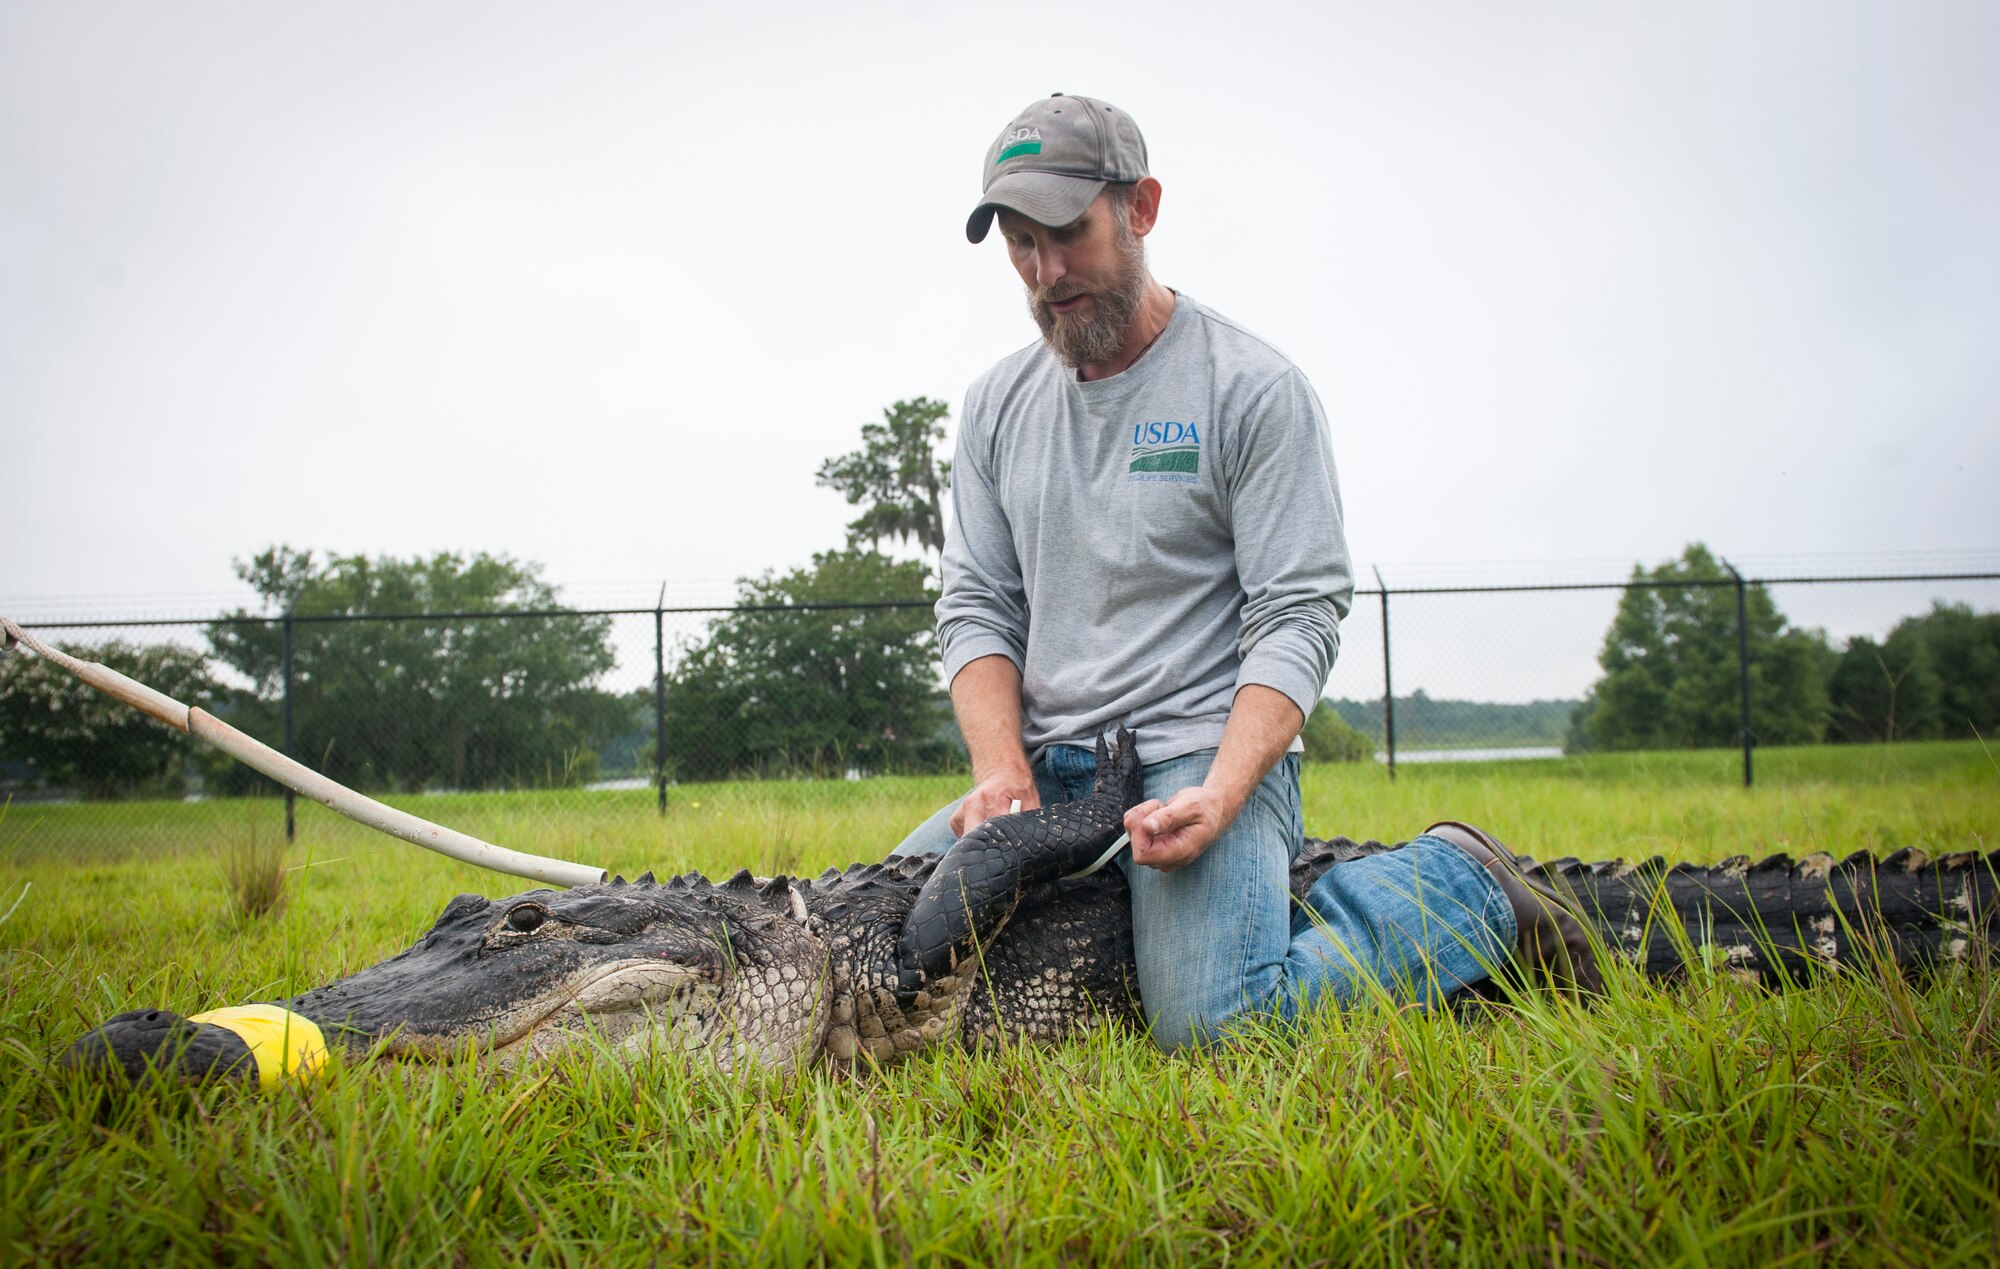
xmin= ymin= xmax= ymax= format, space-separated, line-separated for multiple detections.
xmin=187 ymin=1004 xmax=327 ymax=1089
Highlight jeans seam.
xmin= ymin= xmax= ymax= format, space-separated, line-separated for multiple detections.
xmin=1486 ymin=870 xmax=1517 ymax=949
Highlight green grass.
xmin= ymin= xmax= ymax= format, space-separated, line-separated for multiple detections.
xmin=1 ymin=741 xmax=1996 ymax=1265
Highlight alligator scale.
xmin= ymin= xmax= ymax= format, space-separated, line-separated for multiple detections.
xmin=69 ymin=735 xmax=1998 ymax=1085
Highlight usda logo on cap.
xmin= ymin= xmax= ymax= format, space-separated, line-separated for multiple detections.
xmin=996 ymin=128 xmax=1043 ymax=164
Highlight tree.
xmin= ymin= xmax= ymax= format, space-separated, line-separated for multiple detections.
xmin=1301 ymin=701 xmax=1373 ymax=763
xmin=661 ymin=549 xmax=951 ymax=780
xmin=1919 ymin=602 xmax=2000 ymax=737
xmin=205 ymin=547 xmax=625 ymax=792
xmin=1827 ymin=602 xmax=2000 ymax=742
xmin=815 ymin=397 xmax=953 ymax=557
xmin=1567 ymin=544 xmax=1830 ymax=752
xmin=0 ymin=639 xmax=219 ymax=799
xmin=1824 ymin=630 xmax=1936 ymax=743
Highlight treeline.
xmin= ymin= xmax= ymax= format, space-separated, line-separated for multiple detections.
xmin=1821 ymin=604 xmax=1999 ymax=743
xmin=658 ymin=549 xmax=958 ymax=781
xmin=5 ymin=527 xmax=1990 ymax=798
xmin=0 ymin=545 xmax=957 ymax=800
xmin=1317 ymin=542 xmax=1995 ymax=758
xmin=1 ymin=549 xmax=639 ymax=800
xmin=1327 ymin=693 xmax=1576 ymax=752
xmin=1565 ymin=543 xmax=1998 ymax=752
xmin=0 ymin=400 xmax=963 ymax=800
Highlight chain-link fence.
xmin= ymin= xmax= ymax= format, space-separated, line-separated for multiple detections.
xmin=1324 ymin=568 xmax=1999 ymax=777
xmin=4 ymin=566 xmax=1996 ymax=860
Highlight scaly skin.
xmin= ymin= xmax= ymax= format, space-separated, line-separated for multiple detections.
xmin=896 ymin=727 xmax=1144 ymax=1005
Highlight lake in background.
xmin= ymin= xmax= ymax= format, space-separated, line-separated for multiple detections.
xmin=1378 ymin=747 xmax=1565 ymax=764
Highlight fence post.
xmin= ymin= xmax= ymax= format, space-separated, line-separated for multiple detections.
xmin=654 ymin=585 xmax=668 ymax=815
xmin=1373 ymin=566 xmax=1395 ymax=779
xmin=1722 ymin=560 xmax=1753 ymax=788
xmin=281 ymin=611 xmax=296 ymax=840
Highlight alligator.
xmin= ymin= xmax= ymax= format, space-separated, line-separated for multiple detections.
xmin=67 ymin=734 xmax=1998 ymax=1086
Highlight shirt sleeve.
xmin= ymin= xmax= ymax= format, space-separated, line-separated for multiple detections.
xmin=1225 ymin=367 xmax=1354 ymax=719
xmin=935 ymin=384 xmax=1030 ymax=685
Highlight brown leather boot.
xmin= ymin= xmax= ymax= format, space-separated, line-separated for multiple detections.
xmin=1425 ymin=821 xmax=1605 ymax=998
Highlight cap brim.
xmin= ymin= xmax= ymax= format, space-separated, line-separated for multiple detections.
xmin=965 ymin=171 xmax=1108 ymax=243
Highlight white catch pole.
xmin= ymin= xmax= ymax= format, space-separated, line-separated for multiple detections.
xmin=1 ymin=615 xmax=606 ymax=888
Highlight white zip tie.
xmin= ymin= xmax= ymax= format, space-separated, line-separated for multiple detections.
xmin=1001 ymin=796 xmax=1126 ymax=881
xmin=1064 ymin=831 xmax=1130 ymax=881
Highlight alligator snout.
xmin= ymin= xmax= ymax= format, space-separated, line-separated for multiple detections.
xmin=66 ymin=1009 xmax=260 ymax=1087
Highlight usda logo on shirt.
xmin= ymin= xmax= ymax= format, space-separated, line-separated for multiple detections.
xmin=1129 ymin=420 xmax=1200 ymax=484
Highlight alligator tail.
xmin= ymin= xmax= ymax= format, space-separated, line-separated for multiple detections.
xmin=1293 ymin=839 xmax=1999 ymax=982
xmin=1556 ymin=847 xmax=1999 ymax=982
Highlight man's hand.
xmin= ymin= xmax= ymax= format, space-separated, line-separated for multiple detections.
xmin=950 ymin=775 xmax=1041 ymax=837
xmin=1123 ymin=685 xmax=1305 ymax=873
xmin=947 ymin=655 xmax=1038 ymax=837
xmin=1124 ymin=785 xmax=1238 ymax=873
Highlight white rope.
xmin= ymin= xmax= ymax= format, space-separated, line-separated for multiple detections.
xmin=2 ymin=617 xmax=189 ymax=730
xmin=1 ymin=614 xmax=606 ymax=888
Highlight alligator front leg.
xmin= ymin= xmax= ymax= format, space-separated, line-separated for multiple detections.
xmin=896 ymin=729 xmax=1143 ymax=1005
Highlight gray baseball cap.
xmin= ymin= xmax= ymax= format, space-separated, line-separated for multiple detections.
xmin=966 ymin=93 xmax=1149 ymax=243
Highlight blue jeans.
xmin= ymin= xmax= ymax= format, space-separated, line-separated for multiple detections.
xmin=893 ymin=746 xmax=1517 ymax=1051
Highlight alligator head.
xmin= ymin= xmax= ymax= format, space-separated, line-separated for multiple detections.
xmin=69 ymin=869 xmax=833 ymax=1082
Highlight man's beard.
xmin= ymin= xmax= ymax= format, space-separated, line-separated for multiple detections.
xmin=1027 ymin=221 xmax=1150 ymax=369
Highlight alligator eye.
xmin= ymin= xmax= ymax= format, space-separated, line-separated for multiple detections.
xmin=505 ymin=904 xmax=548 ymax=933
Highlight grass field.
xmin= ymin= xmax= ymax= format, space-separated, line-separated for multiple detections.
xmin=2 ymin=741 xmax=1996 ymax=1264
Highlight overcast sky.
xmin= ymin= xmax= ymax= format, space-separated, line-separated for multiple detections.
xmin=4 ymin=2 xmax=1996 ymax=696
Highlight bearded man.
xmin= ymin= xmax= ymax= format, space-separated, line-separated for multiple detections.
xmin=892 ymin=95 xmax=1599 ymax=1050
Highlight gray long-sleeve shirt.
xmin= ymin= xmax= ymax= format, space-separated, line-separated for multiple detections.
xmin=938 ymin=293 xmax=1353 ymax=765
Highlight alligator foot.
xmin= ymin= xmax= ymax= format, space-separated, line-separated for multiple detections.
xmin=895 ymin=728 xmax=1143 ymax=1005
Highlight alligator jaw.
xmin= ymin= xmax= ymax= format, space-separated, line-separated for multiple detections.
xmin=476 ymin=960 xmax=728 ymax=1068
